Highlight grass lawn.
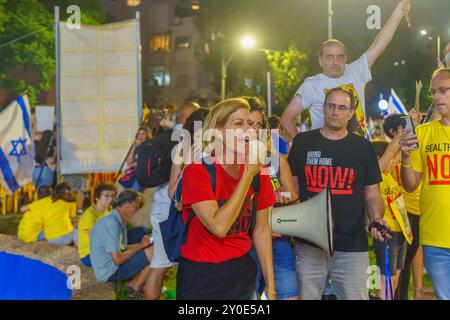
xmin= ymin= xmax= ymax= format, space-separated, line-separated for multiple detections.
xmin=0 ymin=213 xmax=435 ymax=300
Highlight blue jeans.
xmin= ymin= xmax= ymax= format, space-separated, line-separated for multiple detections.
xmin=250 ymin=238 xmax=299 ymax=299
xmin=107 ymin=227 xmax=149 ymax=282
xmin=81 ymin=255 xmax=92 ymax=267
xmin=373 ymin=232 xmax=407 ymax=276
xmin=48 ymin=230 xmax=76 ymax=246
xmin=423 ymin=245 xmax=450 ymax=300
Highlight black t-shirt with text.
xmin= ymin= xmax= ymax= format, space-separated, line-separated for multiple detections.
xmin=288 ymin=129 xmax=382 ymax=252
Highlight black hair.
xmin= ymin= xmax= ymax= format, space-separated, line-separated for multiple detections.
xmin=93 ymin=182 xmax=117 ymax=204
xmin=52 ymin=183 xmax=75 ymax=203
xmin=112 ymin=189 xmax=143 ymax=209
xmin=324 ymin=87 xmax=355 ymax=110
xmin=372 ymin=140 xmax=389 ymax=158
xmin=268 ymin=115 xmax=281 ymax=129
xmin=383 ymin=114 xmax=403 ymax=139
xmin=37 ymin=185 xmax=52 ymax=200
xmin=183 ymin=107 xmax=210 ymax=144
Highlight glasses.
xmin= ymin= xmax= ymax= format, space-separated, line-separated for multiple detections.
xmin=429 ymin=87 xmax=450 ymax=96
xmin=325 ymin=103 xmax=352 ymax=112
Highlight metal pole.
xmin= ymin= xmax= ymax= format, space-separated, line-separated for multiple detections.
xmin=267 ymin=72 xmax=272 ymax=116
xmin=437 ymin=34 xmax=441 ymax=68
xmin=221 ymin=46 xmax=226 ymax=100
xmin=328 ymin=0 xmax=333 ymax=39
xmin=136 ymin=11 xmax=143 ymax=125
xmin=54 ymin=6 xmax=62 ymax=183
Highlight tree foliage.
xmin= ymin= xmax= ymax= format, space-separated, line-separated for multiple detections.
xmin=0 ymin=0 xmax=105 ymax=105
xmin=266 ymin=44 xmax=309 ymax=112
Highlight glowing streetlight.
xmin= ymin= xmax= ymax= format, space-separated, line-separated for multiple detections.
xmin=378 ymin=99 xmax=389 ymax=111
xmin=221 ymin=36 xmax=257 ymax=100
xmin=420 ymin=29 xmax=428 ymax=36
xmin=241 ymin=36 xmax=255 ymax=49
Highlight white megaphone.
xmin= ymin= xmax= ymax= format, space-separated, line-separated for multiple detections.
xmin=268 ymin=187 xmax=334 ymax=257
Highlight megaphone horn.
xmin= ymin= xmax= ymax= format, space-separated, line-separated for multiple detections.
xmin=268 ymin=187 xmax=334 ymax=257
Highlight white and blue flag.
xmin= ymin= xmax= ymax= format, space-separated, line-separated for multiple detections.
xmin=0 ymin=95 xmax=35 ymax=194
xmin=388 ymin=89 xmax=408 ymax=115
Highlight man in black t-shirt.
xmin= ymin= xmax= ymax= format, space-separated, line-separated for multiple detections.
xmin=288 ymin=88 xmax=388 ymax=300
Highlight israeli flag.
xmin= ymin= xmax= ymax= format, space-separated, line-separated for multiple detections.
xmin=388 ymin=89 xmax=408 ymax=115
xmin=0 ymin=95 xmax=35 ymax=194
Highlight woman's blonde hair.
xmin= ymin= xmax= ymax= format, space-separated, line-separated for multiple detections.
xmin=202 ymin=98 xmax=250 ymax=150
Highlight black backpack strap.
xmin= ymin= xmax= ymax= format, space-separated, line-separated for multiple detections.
xmin=248 ymin=173 xmax=260 ymax=234
xmin=182 ymin=159 xmax=217 ymax=243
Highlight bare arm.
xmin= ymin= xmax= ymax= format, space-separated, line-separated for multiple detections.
xmin=252 ymin=207 xmax=276 ymax=300
xmin=168 ymin=163 xmax=183 ymax=199
xmin=279 ymin=155 xmax=299 ymax=200
xmin=126 ymin=143 xmax=137 ymax=167
xmin=378 ymin=134 xmax=400 ymax=172
xmin=111 ymin=236 xmax=150 ymax=266
xmin=399 ymin=129 xmax=422 ymax=192
xmin=191 ymin=167 xmax=261 ymax=238
xmin=364 ymin=184 xmax=389 ymax=241
xmin=281 ymin=94 xmax=304 ymax=142
xmin=365 ymin=0 xmax=410 ymax=68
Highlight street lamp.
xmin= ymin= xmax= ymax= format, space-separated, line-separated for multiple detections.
xmin=220 ymin=36 xmax=255 ymax=100
xmin=328 ymin=0 xmax=333 ymax=39
xmin=419 ymin=28 xmax=442 ymax=68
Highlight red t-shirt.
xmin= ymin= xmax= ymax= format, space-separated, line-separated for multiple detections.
xmin=181 ymin=163 xmax=276 ymax=263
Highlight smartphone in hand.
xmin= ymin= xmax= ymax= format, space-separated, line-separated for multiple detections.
xmin=400 ymin=115 xmax=418 ymax=149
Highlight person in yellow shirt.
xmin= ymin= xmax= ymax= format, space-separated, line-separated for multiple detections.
xmin=41 ymin=183 xmax=77 ymax=245
xmin=372 ymin=140 xmax=408 ymax=300
xmin=400 ymin=68 xmax=450 ymax=300
xmin=78 ymin=183 xmax=117 ymax=267
xmin=383 ymin=114 xmax=432 ymax=300
xmin=17 ymin=186 xmax=52 ymax=243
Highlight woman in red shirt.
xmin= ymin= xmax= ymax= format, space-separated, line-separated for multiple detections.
xmin=177 ymin=98 xmax=276 ymax=300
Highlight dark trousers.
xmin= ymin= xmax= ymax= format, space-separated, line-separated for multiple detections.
xmin=176 ymin=253 xmax=257 ymax=300
xmin=395 ymin=213 xmax=420 ymax=300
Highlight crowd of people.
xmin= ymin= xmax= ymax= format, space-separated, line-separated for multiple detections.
xmin=14 ymin=0 xmax=450 ymax=301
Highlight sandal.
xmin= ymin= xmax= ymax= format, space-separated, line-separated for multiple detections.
xmin=124 ymin=286 xmax=144 ymax=300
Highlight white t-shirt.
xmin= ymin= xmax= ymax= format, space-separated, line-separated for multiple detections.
xmin=296 ymin=53 xmax=372 ymax=130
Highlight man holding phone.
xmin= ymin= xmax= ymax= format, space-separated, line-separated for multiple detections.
xmin=399 ymin=68 xmax=450 ymax=300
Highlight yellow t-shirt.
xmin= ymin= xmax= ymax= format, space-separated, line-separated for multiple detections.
xmin=42 ymin=199 xmax=77 ymax=240
xmin=392 ymin=163 xmax=421 ymax=215
xmin=77 ymin=206 xmax=108 ymax=259
xmin=410 ymin=120 xmax=450 ymax=248
xmin=379 ymin=173 xmax=403 ymax=232
xmin=17 ymin=197 xmax=51 ymax=243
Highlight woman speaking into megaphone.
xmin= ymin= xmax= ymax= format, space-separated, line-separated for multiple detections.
xmin=175 ymin=98 xmax=277 ymax=300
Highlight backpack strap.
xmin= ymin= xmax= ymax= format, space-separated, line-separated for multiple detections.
xmin=182 ymin=159 xmax=217 ymax=243
xmin=247 ymin=173 xmax=261 ymax=234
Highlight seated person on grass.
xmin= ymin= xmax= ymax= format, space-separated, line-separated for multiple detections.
xmin=41 ymin=183 xmax=78 ymax=246
xmin=17 ymin=186 xmax=52 ymax=243
xmin=77 ymin=182 xmax=117 ymax=267
xmin=90 ymin=190 xmax=152 ymax=297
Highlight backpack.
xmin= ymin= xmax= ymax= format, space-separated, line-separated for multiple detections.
xmin=160 ymin=161 xmax=261 ymax=262
xmin=135 ymin=129 xmax=178 ymax=188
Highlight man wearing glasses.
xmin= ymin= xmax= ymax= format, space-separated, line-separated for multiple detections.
xmin=282 ymin=0 xmax=411 ymax=139
xmin=288 ymin=88 xmax=388 ymax=300
xmin=399 ymin=68 xmax=450 ymax=300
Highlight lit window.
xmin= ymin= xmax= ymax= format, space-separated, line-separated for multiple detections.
xmin=149 ymin=34 xmax=171 ymax=53
xmin=149 ymin=66 xmax=171 ymax=87
xmin=192 ymin=0 xmax=200 ymax=10
xmin=175 ymin=36 xmax=191 ymax=50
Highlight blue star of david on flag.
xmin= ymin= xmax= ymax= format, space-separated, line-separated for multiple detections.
xmin=9 ymin=138 xmax=28 ymax=161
